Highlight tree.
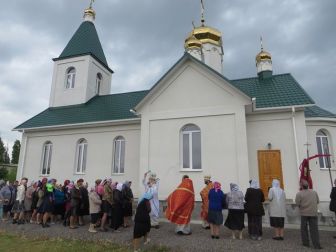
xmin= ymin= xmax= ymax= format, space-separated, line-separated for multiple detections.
xmin=0 ymin=167 xmax=8 ymax=179
xmin=0 ymin=137 xmax=5 ymax=163
xmin=11 ymin=140 xmax=21 ymax=164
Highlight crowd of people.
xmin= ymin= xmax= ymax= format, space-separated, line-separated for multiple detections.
xmin=0 ymin=174 xmax=336 ymax=251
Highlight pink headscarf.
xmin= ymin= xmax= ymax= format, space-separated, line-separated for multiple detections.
xmin=213 ymin=181 xmax=221 ymax=192
xmin=111 ymin=182 xmax=118 ymax=190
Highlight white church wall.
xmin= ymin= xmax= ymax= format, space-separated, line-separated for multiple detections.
xmin=306 ymin=120 xmax=336 ymax=203
xmin=246 ymin=111 xmax=308 ymax=200
xmin=137 ymin=61 xmax=251 ymax=200
xmin=18 ymin=123 xmax=142 ymax=197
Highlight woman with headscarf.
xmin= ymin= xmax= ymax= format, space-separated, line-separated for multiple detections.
xmin=207 ymin=181 xmax=225 ymax=239
xmin=24 ymin=180 xmax=34 ymax=222
xmin=244 ymin=179 xmax=265 ymax=240
xmin=88 ymin=186 xmax=102 ymax=233
xmin=133 ymin=191 xmax=153 ymax=252
xmin=122 ymin=181 xmax=134 ymax=227
xmin=225 ymin=183 xmax=245 ymax=239
xmin=110 ymin=182 xmax=124 ymax=232
xmin=268 ymin=179 xmax=286 ymax=240
xmin=100 ymin=178 xmax=113 ymax=232
xmin=329 ymin=178 xmax=336 ymax=239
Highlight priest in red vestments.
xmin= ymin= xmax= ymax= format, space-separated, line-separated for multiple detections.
xmin=200 ymin=175 xmax=212 ymax=229
xmin=166 ymin=175 xmax=195 ymax=235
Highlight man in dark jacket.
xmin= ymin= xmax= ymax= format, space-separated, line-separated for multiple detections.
xmin=330 ymin=179 xmax=336 ymax=239
xmin=295 ymin=180 xmax=322 ymax=249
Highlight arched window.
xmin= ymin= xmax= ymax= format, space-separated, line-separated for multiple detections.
xmin=41 ymin=141 xmax=52 ymax=175
xmin=113 ymin=136 xmax=125 ymax=174
xmin=181 ymin=124 xmax=202 ymax=170
xmin=65 ymin=67 xmax=76 ymax=89
xmin=316 ymin=130 xmax=331 ymax=169
xmin=96 ymin=73 xmax=102 ymax=95
xmin=75 ymin=139 xmax=88 ymax=174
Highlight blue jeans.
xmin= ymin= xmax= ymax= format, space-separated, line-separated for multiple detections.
xmin=0 ymin=206 xmax=3 ymax=219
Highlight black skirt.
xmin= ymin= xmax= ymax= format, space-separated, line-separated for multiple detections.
xmin=110 ymin=204 xmax=123 ymax=230
xmin=37 ymin=197 xmax=54 ymax=214
xmin=123 ymin=202 xmax=133 ymax=217
xmin=270 ymin=217 xmax=284 ymax=228
xmin=224 ymin=209 xmax=245 ymax=230
xmin=208 ymin=209 xmax=224 ymax=225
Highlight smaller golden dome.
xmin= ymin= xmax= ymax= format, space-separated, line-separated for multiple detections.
xmin=184 ymin=35 xmax=202 ymax=50
xmin=84 ymin=7 xmax=96 ymax=19
xmin=256 ymin=50 xmax=272 ymax=63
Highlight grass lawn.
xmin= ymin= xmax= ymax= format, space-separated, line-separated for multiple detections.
xmin=0 ymin=231 xmax=169 ymax=252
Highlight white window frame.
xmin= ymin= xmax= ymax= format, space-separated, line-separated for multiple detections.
xmin=316 ymin=130 xmax=332 ymax=169
xmin=96 ymin=73 xmax=102 ymax=95
xmin=75 ymin=139 xmax=88 ymax=174
xmin=180 ymin=124 xmax=202 ymax=171
xmin=65 ymin=67 xmax=76 ymax=89
xmin=41 ymin=142 xmax=52 ymax=176
xmin=113 ymin=136 xmax=125 ymax=174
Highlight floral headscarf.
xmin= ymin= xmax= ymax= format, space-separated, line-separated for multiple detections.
xmin=213 ymin=181 xmax=221 ymax=192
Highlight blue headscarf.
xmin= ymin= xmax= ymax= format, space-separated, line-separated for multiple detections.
xmin=138 ymin=191 xmax=153 ymax=205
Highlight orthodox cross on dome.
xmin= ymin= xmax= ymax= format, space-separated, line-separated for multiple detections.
xmin=89 ymin=0 xmax=95 ymax=8
xmin=260 ymin=36 xmax=264 ymax=51
xmin=201 ymin=0 xmax=205 ymax=26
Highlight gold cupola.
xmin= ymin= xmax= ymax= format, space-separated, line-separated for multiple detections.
xmin=186 ymin=25 xmax=222 ymax=47
xmin=83 ymin=0 xmax=96 ymax=22
xmin=256 ymin=37 xmax=273 ymax=78
xmin=184 ymin=34 xmax=202 ymax=50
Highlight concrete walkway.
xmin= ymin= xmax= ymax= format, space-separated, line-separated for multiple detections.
xmin=1 ymin=219 xmax=336 ymax=251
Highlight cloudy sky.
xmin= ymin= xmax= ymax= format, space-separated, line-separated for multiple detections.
xmin=0 ymin=0 xmax=335 ymax=153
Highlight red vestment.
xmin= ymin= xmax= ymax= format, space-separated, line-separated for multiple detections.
xmin=166 ymin=178 xmax=195 ymax=225
xmin=200 ymin=182 xmax=213 ymax=221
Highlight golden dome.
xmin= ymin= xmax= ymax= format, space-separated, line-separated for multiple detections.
xmin=256 ymin=50 xmax=272 ymax=63
xmin=184 ymin=35 xmax=202 ymax=50
xmin=84 ymin=7 xmax=96 ymax=19
xmin=186 ymin=26 xmax=222 ymax=46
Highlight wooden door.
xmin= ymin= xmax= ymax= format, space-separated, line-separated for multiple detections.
xmin=258 ymin=150 xmax=284 ymax=197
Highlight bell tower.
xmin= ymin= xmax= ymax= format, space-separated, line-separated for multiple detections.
xmin=49 ymin=1 xmax=113 ymax=107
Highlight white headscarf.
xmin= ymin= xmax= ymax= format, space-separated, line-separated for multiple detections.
xmin=271 ymin=179 xmax=283 ymax=202
xmin=250 ymin=179 xmax=259 ymax=189
xmin=116 ymin=183 xmax=123 ymax=192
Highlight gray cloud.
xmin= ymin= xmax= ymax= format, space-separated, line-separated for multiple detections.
xmin=0 ymin=0 xmax=335 ymax=152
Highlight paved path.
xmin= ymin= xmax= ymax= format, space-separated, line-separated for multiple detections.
xmin=1 ymin=220 xmax=336 ymax=251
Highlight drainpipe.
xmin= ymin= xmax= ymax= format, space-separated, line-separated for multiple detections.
xmin=291 ymin=107 xmax=301 ymax=176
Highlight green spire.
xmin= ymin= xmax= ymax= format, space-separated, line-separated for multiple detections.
xmin=55 ymin=21 xmax=110 ymax=71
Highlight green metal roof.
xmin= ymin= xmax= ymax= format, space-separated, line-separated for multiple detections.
xmin=54 ymin=21 xmax=111 ymax=72
xmin=230 ymin=74 xmax=315 ymax=108
xmin=304 ymin=105 xmax=336 ymax=118
xmin=14 ymin=91 xmax=148 ymax=130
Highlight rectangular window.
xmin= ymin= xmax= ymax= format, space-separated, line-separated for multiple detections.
xmin=182 ymin=130 xmax=202 ymax=170
xmin=183 ymin=134 xmax=190 ymax=168
xmin=192 ymin=132 xmax=202 ymax=169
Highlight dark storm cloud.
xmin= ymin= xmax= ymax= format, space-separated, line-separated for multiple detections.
xmin=0 ymin=0 xmax=335 ymax=150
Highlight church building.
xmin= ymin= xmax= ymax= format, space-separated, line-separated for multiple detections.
xmin=14 ymin=4 xmax=336 ymax=220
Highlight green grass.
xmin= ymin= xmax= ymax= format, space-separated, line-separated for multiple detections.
xmin=0 ymin=231 xmax=170 ymax=252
